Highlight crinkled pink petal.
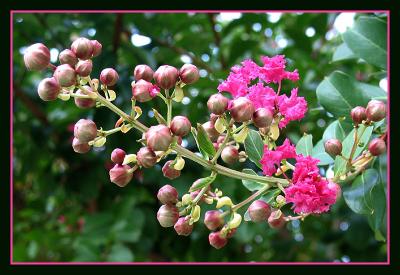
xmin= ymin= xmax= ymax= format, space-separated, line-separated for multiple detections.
xmin=217 ymin=73 xmax=248 ymax=98
xmin=277 ymin=88 xmax=307 ymax=128
xmin=260 ymin=139 xmax=296 ymax=176
xmin=246 ymin=83 xmax=277 ymax=111
xmin=259 ymin=55 xmax=300 ymax=84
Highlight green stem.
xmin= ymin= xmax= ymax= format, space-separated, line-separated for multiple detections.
xmin=231 ymin=184 xmax=271 ymax=212
xmin=167 ymin=97 xmax=172 ymax=126
xmin=98 ymin=126 xmax=123 ymax=137
xmin=211 ymin=130 xmax=231 ymax=163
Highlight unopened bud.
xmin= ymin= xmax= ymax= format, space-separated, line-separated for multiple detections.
xmin=368 ymin=138 xmax=386 ymax=156
xmin=221 ymin=146 xmax=239 ymax=165
xmin=71 ymin=37 xmax=93 ymax=60
xmin=111 ymin=148 xmax=126 ymax=164
xmin=37 ymin=77 xmax=61 ymax=101
xmin=268 ymin=210 xmax=286 ymax=229
xmin=132 ymin=79 xmax=155 ymax=102
xmin=136 ymin=147 xmax=157 ymax=168
xmin=208 ymin=231 xmax=228 ymax=249
xmin=324 ymin=138 xmax=343 ymax=157
xmin=229 ymin=97 xmax=255 ymax=122
xmin=72 ymin=137 xmax=90 ymax=154
xmin=248 ymin=200 xmax=271 ymax=222
xmin=134 ymin=64 xmax=154 ymax=82
xmin=207 ymin=94 xmax=229 ymax=115
xmin=162 ymin=160 xmax=181 ymax=179
xmin=109 ymin=164 xmax=133 ymax=187
xmin=100 ymin=68 xmax=119 ymax=86
xmin=75 ymin=60 xmax=93 ymax=77
xmin=350 ymin=106 xmax=367 ymax=126
xmin=202 ymin=121 xmax=220 ymax=142
xmin=204 ymin=210 xmax=224 ymax=230
xmin=154 ymin=65 xmax=179 ymax=90
xmin=145 ymin=125 xmax=173 ymax=151
xmin=157 ymin=184 xmax=178 ymax=205
xmin=174 ymin=217 xmax=193 ymax=236
xmin=170 ymin=116 xmax=191 ymax=137
xmin=179 ymin=64 xmax=199 ymax=84
xmin=157 ymin=205 xmax=179 ymax=227
xmin=90 ymin=40 xmax=102 ymax=57
xmin=74 ymin=119 xmax=97 ymax=142
xmin=23 ymin=43 xmax=50 ymax=71
xmin=74 ymin=86 xmax=96 ymax=109
xmin=366 ymin=100 xmax=386 ymax=122
xmin=59 ymin=49 xmax=78 ymax=67
xmin=54 ymin=64 xmax=76 ymax=87
xmin=253 ymin=108 xmax=273 ymax=128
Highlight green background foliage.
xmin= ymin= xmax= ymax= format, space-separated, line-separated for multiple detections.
xmin=13 ymin=12 xmax=387 ymax=262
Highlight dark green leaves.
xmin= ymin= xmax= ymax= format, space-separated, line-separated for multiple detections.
xmin=296 ymin=133 xmax=313 ymax=156
xmin=189 ymin=174 xmax=216 ymax=192
xmin=244 ymin=129 xmax=264 ymax=168
xmin=332 ymin=43 xmax=356 ymax=62
xmin=342 ymin=16 xmax=387 ymax=69
xmin=191 ymin=124 xmax=216 ymax=160
xmin=242 ymin=169 xmax=265 ymax=191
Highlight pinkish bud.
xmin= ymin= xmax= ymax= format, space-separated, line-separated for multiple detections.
xmin=176 ymin=136 xmax=183 ymax=145
xmin=248 ymin=200 xmax=271 ymax=222
xmin=229 ymin=97 xmax=255 ymax=122
xmin=350 ymin=106 xmax=367 ymax=126
xmin=72 ymin=137 xmax=90 ymax=154
xmin=253 ymin=108 xmax=273 ymax=128
xmin=111 ymin=148 xmax=126 ymax=164
xmin=74 ymin=119 xmax=97 ymax=142
xmin=136 ymin=147 xmax=157 ymax=168
xmin=202 ymin=121 xmax=219 ymax=142
xmin=366 ymin=100 xmax=386 ymax=122
xmin=145 ymin=125 xmax=173 ymax=151
xmin=213 ymin=142 xmax=219 ymax=151
xmin=74 ymin=86 xmax=96 ymax=109
xmin=109 ymin=164 xmax=133 ymax=187
xmin=217 ymin=135 xmax=226 ymax=144
xmin=368 ymin=138 xmax=386 ymax=156
xmin=90 ymin=40 xmax=102 ymax=57
xmin=190 ymin=182 xmax=211 ymax=203
xmin=204 ymin=210 xmax=224 ymax=231
xmin=162 ymin=160 xmax=181 ymax=179
xmin=179 ymin=64 xmax=199 ymax=84
xmin=221 ymin=146 xmax=239 ymax=165
xmin=100 ymin=68 xmax=119 ymax=86
xmin=23 ymin=43 xmax=50 ymax=71
xmin=59 ymin=49 xmax=78 ymax=67
xmin=207 ymin=94 xmax=229 ymax=115
xmin=208 ymin=231 xmax=228 ymax=249
xmin=75 ymin=60 xmax=93 ymax=77
xmin=170 ymin=116 xmax=191 ymax=137
xmin=268 ymin=210 xmax=286 ymax=229
xmin=157 ymin=205 xmax=179 ymax=227
xmin=71 ymin=37 xmax=93 ymax=60
xmin=324 ymin=139 xmax=343 ymax=157
xmin=174 ymin=217 xmax=193 ymax=236
xmin=132 ymin=79 xmax=154 ymax=102
xmin=37 ymin=77 xmax=61 ymax=101
xmin=134 ymin=64 xmax=154 ymax=81
xmin=327 ymin=181 xmax=341 ymax=201
xmin=157 ymin=184 xmax=178 ymax=205
xmin=54 ymin=64 xmax=76 ymax=87
xmin=154 ymin=65 xmax=179 ymax=90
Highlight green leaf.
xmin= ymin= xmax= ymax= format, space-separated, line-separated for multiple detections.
xmin=343 ymin=169 xmax=379 ymax=215
xmin=296 ymin=133 xmax=313 ymax=156
xmin=334 ymin=124 xmax=373 ymax=178
xmin=107 ymin=243 xmax=134 ymax=262
xmin=332 ymin=43 xmax=356 ymax=62
xmin=312 ymin=140 xmax=334 ymax=166
xmin=316 ymin=71 xmax=386 ymax=120
xmin=152 ymin=108 xmax=167 ymax=125
xmin=189 ymin=175 xmax=216 ymax=192
xmin=322 ymin=119 xmax=350 ymax=142
xmin=367 ymin=181 xmax=386 ymax=241
xmin=196 ymin=123 xmax=216 ymax=157
xmin=191 ymin=127 xmax=209 ymax=160
xmin=342 ymin=16 xmax=387 ymax=69
xmin=242 ymin=169 xmax=266 ymax=191
xmin=244 ymin=129 xmax=264 ymax=168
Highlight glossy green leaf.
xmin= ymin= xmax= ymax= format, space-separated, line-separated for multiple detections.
xmin=107 ymin=243 xmax=134 ymax=262
xmin=312 ymin=140 xmax=334 ymax=166
xmin=332 ymin=43 xmax=356 ymax=62
xmin=322 ymin=119 xmax=350 ymax=142
xmin=296 ymin=133 xmax=313 ymax=156
xmin=242 ymin=169 xmax=265 ymax=191
xmin=196 ymin=123 xmax=216 ymax=158
xmin=244 ymin=129 xmax=264 ymax=168
xmin=189 ymin=175 xmax=216 ymax=192
xmin=191 ymin=127 xmax=209 ymax=160
xmin=342 ymin=16 xmax=387 ymax=69
xmin=367 ymin=181 xmax=387 ymax=241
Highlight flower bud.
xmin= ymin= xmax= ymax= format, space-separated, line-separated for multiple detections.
xmin=132 ymin=79 xmax=155 ymax=102
xmin=202 ymin=121 xmax=219 ymax=142
xmin=157 ymin=184 xmax=178 ymax=205
xmin=111 ymin=148 xmax=126 ymax=164
xmin=109 ymin=164 xmax=133 ymax=187
xmin=208 ymin=231 xmax=228 ymax=249
xmin=324 ymin=138 xmax=343 ymax=157
xmin=54 ymin=64 xmax=76 ymax=87
xmin=253 ymin=108 xmax=273 ymax=128
xmin=74 ymin=119 xmax=97 ymax=142
xmin=189 ymin=183 xmax=211 ymax=203
xmin=37 ymin=77 xmax=61 ymax=101
xmin=213 ymin=142 xmax=219 ymax=151
xmin=75 ymin=60 xmax=93 ymax=77
xmin=350 ymin=106 xmax=367 ymax=126
xmin=145 ymin=125 xmax=173 ymax=151
xmin=71 ymin=37 xmax=93 ymax=60
xmin=157 ymin=205 xmax=179 ymax=227
xmin=229 ymin=97 xmax=255 ymax=122
xmin=268 ymin=210 xmax=286 ymax=229
xmin=72 ymin=137 xmax=90 ymax=154
xmin=204 ymin=210 xmax=224 ymax=231
xmin=136 ymin=147 xmax=157 ymax=168
xmin=248 ymin=200 xmax=271 ymax=222
xmin=217 ymin=135 xmax=226 ymax=144
xmin=100 ymin=68 xmax=119 ymax=86
xmin=154 ymin=65 xmax=179 ymax=90
xmin=162 ymin=160 xmax=181 ymax=179
xmin=368 ymin=138 xmax=386 ymax=156
xmin=134 ymin=64 xmax=154 ymax=81
xmin=221 ymin=146 xmax=239 ymax=165
xmin=207 ymin=94 xmax=229 ymax=115
xmin=174 ymin=217 xmax=194 ymax=236
xmin=327 ymin=181 xmax=341 ymax=201
xmin=170 ymin=116 xmax=191 ymax=137
xmin=366 ymin=100 xmax=386 ymax=122
xmin=179 ymin=64 xmax=199 ymax=84
xmin=74 ymin=86 xmax=96 ymax=109
xmin=23 ymin=43 xmax=50 ymax=71
xmin=59 ymin=49 xmax=78 ymax=67
xmin=90 ymin=40 xmax=102 ymax=57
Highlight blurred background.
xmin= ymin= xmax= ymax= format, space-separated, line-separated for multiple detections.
xmin=12 ymin=12 xmax=387 ymax=262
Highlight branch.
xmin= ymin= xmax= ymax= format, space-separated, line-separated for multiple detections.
xmin=14 ymin=86 xmax=49 ymax=125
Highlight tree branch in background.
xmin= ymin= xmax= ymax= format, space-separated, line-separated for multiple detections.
xmin=207 ymin=13 xmax=227 ymax=70
xmin=14 ymin=86 xmax=49 ymax=125
xmin=112 ymin=14 xmax=124 ymax=54
xmin=34 ymin=14 xmax=66 ymax=48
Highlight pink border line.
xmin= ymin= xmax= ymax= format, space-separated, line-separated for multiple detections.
xmin=10 ymin=9 xmax=390 ymax=266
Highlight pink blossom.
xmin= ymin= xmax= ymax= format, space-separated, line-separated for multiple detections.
xmin=260 ymin=139 xmax=296 ymax=176
xmin=277 ymin=88 xmax=307 ymax=128
xmin=246 ymin=83 xmax=277 ymax=111
xmin=259 ymin=55 xmax=299 ymax=83
xmin=217 ymin=74 xmax=248 ymax=98
xmin=150 ymin=84 xmax=160 ymax=97
xmin=292 ymin=155 xmax=320 ymax=183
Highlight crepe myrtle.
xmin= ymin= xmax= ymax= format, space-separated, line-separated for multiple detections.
xmin=24 ymin=37 xmax=387 ymax=250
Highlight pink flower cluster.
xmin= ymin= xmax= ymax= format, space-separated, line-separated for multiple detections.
xmin=218 ymin=55 xmax=306 ymax=128
xmin=260 ymin=139 xmax=296 ymax=176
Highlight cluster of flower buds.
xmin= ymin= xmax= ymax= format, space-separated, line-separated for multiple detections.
xmin=247 ymin=200 xmax=286 ymax=229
